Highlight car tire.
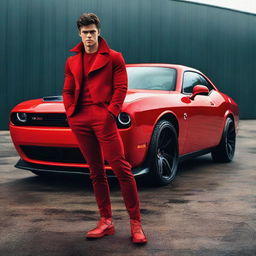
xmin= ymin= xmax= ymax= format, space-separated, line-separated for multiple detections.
xmin=146 ymin=120 xmax=179 ymax=186
xmin=211 ymin=117 xmax=236 ymax=162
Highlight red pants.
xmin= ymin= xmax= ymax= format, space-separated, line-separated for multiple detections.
xmin=67 ymin=103 xmax=141 ymax=221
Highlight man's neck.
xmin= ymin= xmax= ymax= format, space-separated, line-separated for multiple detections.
xmin=84 ymin=43 xmax=99 ymax=54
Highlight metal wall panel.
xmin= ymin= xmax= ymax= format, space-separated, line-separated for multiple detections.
xmin=0 ymin=0 xmax=255 ymax=129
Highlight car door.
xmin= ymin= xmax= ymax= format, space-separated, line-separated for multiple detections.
xmin=181 ymin=71 xmax=221 ymax=153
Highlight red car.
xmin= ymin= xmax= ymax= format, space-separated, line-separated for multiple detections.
xmin=9 ymin=64 xmax=239 ymax=186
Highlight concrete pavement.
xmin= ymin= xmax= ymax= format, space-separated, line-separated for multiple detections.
xmin=0 ymin=120 xmax=255 ymax=256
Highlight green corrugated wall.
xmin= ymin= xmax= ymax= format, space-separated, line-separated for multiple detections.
xmin=1 ymin=0 xmax=255 ymax=129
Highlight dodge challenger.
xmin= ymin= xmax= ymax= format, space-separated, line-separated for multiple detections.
xmin=9 ymin=64 xmax=239 ymax=186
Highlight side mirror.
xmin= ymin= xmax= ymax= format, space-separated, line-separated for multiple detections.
xmin=190 ymin=85 xmax=209 ymax=100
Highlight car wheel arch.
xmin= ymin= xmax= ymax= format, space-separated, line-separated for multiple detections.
xmin=145 ymin=119 xmax=179 ymax=186
xmin=223 ymin=111 xmax=236 ymax=132
xmin=214 ymin=111 xmax=235 ymax=146
xmin=211 ymin=116 xmax=236 ymax=162
xmin=142 ymin=111 xmax=179 ymax=171
xmin=155 ymin=111 xmax=179 ymax=137
xmin=224 ymin=110 xmax=235 ymax=123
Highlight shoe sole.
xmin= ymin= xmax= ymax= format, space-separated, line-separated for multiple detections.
xmin=132 ymin=238 xmax=147 ymax=244
xmin=131 ymin=235 xmax=147 ymax=244
xmin=86 ymin=226 xmax=115 ymax=239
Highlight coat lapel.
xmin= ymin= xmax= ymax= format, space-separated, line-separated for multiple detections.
xmin=89 ymin=53 xmax=110 ymax=74
xmin=69 ymin=52 xmax=83 ymax=89
xmin=68 ymin=36 xmax=111 ymax=88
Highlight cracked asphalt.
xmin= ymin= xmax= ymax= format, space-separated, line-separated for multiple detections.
xmin=0 ymin=120 xmax=255 ymax=256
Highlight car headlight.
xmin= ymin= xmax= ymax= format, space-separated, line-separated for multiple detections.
xmin=10 ymin=112 xmax=28 ymax=125
xmin=16 ymin=112 xmax=28 ymax=123
xmin=117 ymin=112 xmax=132 ymax=129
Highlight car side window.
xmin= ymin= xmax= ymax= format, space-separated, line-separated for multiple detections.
xmin=182 ymin=71 xmax=214 ymax=94
xmin=127 ymin=67 xmax=176 ymax=91
xmin=182 ymin=72 xmax=201 ymax=94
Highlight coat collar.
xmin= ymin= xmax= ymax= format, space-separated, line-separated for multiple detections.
xmin=67 ymin=36 xmax=111 ymax=91
xmin=69 ymin=36 xmax=110 ymax=54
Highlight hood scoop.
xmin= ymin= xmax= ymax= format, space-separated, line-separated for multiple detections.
xmin=43 ymin=96 xmax=63 ymax=102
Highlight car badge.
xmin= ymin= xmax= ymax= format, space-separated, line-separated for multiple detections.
xmin=31 ymin=116 xmax=44 ymax=120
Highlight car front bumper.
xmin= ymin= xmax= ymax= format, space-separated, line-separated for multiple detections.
xmin=15 ymin=158 xmax=150 ymax=177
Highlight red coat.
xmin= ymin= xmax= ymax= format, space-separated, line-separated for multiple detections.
xmin=62 ymin=36 xmax=128 ymax=117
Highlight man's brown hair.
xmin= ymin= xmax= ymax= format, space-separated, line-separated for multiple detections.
xmin=76 ymin=13 xmax=101 ymax=31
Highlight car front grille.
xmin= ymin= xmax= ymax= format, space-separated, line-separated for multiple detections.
xmin=11 ymin=113 xmax=69 ymax=127
xmin=11 ymin=112 xmax=127 ymax=129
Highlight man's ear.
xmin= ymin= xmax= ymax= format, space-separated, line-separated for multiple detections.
xmin=78 ymin=29 xmax=81 ymax=37
xmin=98 ymin=28 xmax=101 ymax=36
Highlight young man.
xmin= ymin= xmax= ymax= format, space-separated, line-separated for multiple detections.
xmin=62 ymin=13 xmax=147 ymax=244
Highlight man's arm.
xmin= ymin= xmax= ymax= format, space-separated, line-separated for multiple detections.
xmin=107 ymin=52 xmax=128 ymax=118
xmin=62 ymin=57 xmax=75 ymax=111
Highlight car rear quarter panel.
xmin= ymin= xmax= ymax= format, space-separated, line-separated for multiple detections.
xmin=220 ymin=92 xmax=239 ymax=129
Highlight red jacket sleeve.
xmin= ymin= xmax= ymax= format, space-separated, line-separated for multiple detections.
xmin=62 ymin=57 xmax=75 ymax=112
xmin=107 ymin=52 xmax=128 ymax=117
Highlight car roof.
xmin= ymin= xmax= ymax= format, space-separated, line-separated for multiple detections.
xmin=126 ymin=63 xmax=202 ymax=74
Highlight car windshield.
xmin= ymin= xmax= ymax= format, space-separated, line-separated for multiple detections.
xmin=127 ymin=67 xmax=176 ymax=91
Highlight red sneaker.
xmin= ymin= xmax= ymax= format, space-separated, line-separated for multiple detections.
xmin=130 ymin=219 xmax=147 ymax=244
xmin=85 ymin=217 xmax=115 ymax=238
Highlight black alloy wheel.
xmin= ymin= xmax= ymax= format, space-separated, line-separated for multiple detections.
xmin=211 ymin=117 xmax=236 ymax=162
xmin=146 ymin=120 xmax=179 ymax=186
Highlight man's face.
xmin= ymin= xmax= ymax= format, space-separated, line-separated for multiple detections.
xmin=79 ymin=24 xmax=100 ymax=49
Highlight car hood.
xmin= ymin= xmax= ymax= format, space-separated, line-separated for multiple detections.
xmin=11 ymin=90 xmax=171 ymax=113
xmin=124 ymin=90 xmax=165 ymax=103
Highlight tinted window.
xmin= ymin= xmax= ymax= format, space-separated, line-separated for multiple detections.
xmin=127 ymin=67 xmax=176 ymax=91
xmin=199 ymin=75 xmax=214 ymax=91
xmin=182 ymin=71 xmax=214 ymax=94
xmin=182 ymin=72 xmax=201 ymax=93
